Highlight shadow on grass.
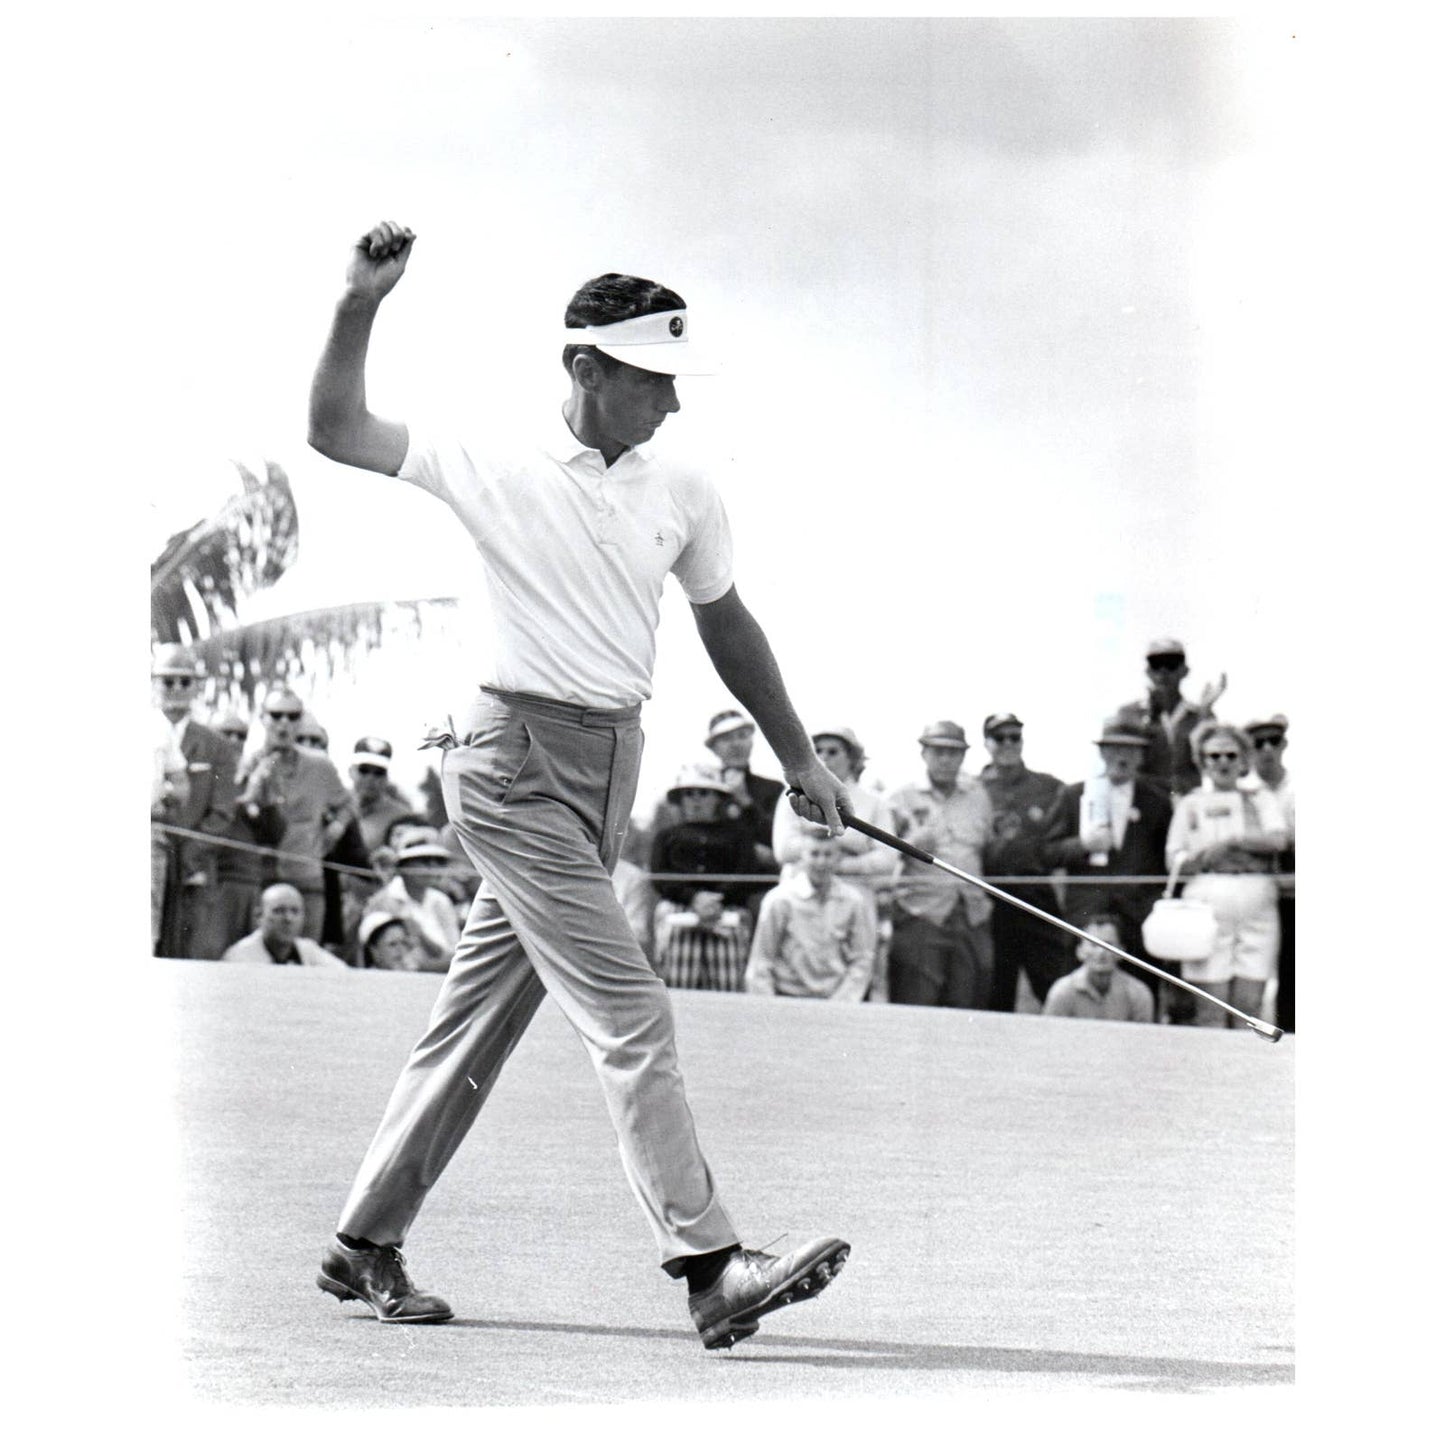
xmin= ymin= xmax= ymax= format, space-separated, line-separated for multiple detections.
xmin=440 ymin=1316 xmax=1293 ymax=1390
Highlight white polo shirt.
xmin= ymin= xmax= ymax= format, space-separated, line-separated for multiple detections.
xmin=399 ymin=406 xmax=734 ymax=708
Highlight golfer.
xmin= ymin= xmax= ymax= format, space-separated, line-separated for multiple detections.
xmin=306 ymin=221 xmax=852 ymax=1350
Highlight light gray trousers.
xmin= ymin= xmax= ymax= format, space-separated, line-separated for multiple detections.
xmin=337 ymin=688 xmax=738 ymax=1272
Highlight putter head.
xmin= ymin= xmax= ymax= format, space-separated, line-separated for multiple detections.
xmin=1249 ymin=1021 xmax=1285 ymax=1042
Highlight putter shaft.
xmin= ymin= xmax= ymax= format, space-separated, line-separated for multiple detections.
xmin=839 ymin=807 xmax=1283 ymax=1041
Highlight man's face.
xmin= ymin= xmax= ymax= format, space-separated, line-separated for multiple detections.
xmin=590 ymin=358 xmax=681 ymax=453
xmin=984 ymin=725 xmax=1023 ymax=768
xmin=259 ymin=888 xmax=303 ymax=946
xmin=1250 ymin=730 xmax=1288 ymax=781
xmin=351 ymin=763 xmax=387 ymax=804
xmin=1145 ymin=654 xmax=1188 ymax=702
xmin=1078 ymin=924 xmax=1121 ymax=982
xmin=812 ymin=736 xmax=853 ymax=782
xmin=154 ymin=673 xmax=199 ymax=723
xmin=262 ymin=691 xmax=303 ymax=750
xmin=1099 ymin=743 xmax=1143 ymax=784
xmin=676 ymin=787 xmax=723 ymax=824
xmin=801 ymin=837 xmax=839 ymax=889
xmin=922 ymin=743 xmax=966 ymax=790
xmin=708 ymin=726 xmax=754 ymax=770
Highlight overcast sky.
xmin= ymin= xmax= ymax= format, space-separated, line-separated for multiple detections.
xmin=144 ymin=16 xmax=1313 ymax=808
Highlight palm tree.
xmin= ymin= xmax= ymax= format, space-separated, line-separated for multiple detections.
xmin=150 ymin=459 xmax=458 ymax=716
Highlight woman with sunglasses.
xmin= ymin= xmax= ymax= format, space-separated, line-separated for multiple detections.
xmin=1165 ymin=723 xmax=1290 ymax=1028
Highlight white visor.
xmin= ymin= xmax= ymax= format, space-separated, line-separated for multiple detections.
xmin=563 ymin=309 xmax=718 ymax=376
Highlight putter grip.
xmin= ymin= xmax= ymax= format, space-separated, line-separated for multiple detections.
xmin=840 ymin=809 xmax=936 ymax=866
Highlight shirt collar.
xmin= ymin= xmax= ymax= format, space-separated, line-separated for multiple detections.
xmin=539 ymin=402 xmax=654 ymax=471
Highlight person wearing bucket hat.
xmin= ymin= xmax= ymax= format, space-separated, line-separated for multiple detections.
xmin=1112 ymin=637 xmax=1228 ymax=797
xmin=649 ymin=761 xmax=759 ymax=992
xmin=1041 ymin=713 xmax=1183 ymax=1021
xmin=977 ymin=713 xmax=1074 ymax=1014
xmin=151 ymin=642 xmax=242 ymax=960
xmin=309 ymin=223 xmax=852 ymax=1342
xmin=360 ymin=833 xmax=462 ymax=973
xmin=884 ymin=720 xmax=996 ymax=1009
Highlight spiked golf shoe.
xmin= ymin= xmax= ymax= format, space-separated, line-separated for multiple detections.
xmin=688 ymin=1236 xmax=850 ymax=1350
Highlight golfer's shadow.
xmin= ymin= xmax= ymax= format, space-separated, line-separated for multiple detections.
xmin=440 ymin=1316 xmax=1293 ymax=1390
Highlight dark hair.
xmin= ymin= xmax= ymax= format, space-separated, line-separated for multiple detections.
xmin=562 ymin=273 xmax=686 ymax=375
xmin=1072 ymin=906 xmax=1122 ymax=938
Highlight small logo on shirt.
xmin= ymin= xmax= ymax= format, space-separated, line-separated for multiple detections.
xmin=654 ymin=530 xmax=665 ymax=546
xmin=669 ymin=316 xmax=684 ymax=337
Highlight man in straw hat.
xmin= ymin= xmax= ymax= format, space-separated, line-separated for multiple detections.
xmin=306 ymin=221 xmax=851 ymax=1348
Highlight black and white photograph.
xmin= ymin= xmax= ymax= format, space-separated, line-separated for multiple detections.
xmin=37 ymin=7 xmax=1433 ymax=1434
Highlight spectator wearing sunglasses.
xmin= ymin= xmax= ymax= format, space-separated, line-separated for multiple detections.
xmin=235 ymin=685 xmax=356 ymax=941
xmin=1113 ymin=637 xmax=1228 ymax=797
xmin=1166 ymin=722 xmax=1290 ymax=1028
xmin=151 ymin=643 xmax=242 ymax=959
xmin=977 ymin=712 xmax=1073 ymax=1013
xmin=1244 ymin=714 xmax=1295 ymax=1033
xmin=350 ymin=737 xmax=420 ymax=858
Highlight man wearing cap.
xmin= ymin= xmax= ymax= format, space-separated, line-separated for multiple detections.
xmin=885 ymin=721 xmax=995 ymax=1009
xmin=350 ymin=737 xmax=419 ymax=858
xmin=1114 ymin=638 xmax=1227 ymax=797
xmin=1244 ymin=714 xmax=1295 ymax=1034
xmin=1042 ymin=714 xmax=1184 ymax=1022
xmin=305 ymin=221 xmax=852 ymax=1346
xmin=360 ymin=833 xmax=462 ymax=974
xmin=222 ymin=883 xmax=349 ymax=968
xmin=977 ymin=713 xmax=1073 ymax=1013
xmin=235 ymin=685 xmax=357 ymax=943
xmin=703 ymin=708 xmax=785 ymax=875
xmin=151 ymin=643 xmax=241 ymax=959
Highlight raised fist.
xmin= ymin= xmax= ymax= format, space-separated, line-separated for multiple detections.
xmin=345 ymin=220 xmax=416 ymax=301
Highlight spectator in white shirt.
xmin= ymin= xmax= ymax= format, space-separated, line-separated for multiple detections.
xmin=745 ymin=836 xmax=876 ymax=1002
xmin=222 ymin=883 xmax=349 ymax=968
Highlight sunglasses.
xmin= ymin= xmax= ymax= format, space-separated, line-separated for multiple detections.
xmin=1252 ymin=735 xmax=1286 ymax=748
xmin=1147 ymin=657 xmax=1186 ymax=672
xmin=354 ymin=765 xmax=386 ymax=777
xmin=989 ymin=732 xmax=1023 ymax=744
xmin=1203 ymin=751 xmax=1241 ymax=763
xmin=266 ymin=709 xmax=302 ymax=722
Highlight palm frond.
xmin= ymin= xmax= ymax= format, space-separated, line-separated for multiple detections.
xmin=151 ymin=459 xmax=299 ymax=644
xmin=189 ymin=598 xmax=461 ymax=714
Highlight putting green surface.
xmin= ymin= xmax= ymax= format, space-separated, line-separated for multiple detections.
xmin=166 ymin=960 xmax=1293 ymax=1407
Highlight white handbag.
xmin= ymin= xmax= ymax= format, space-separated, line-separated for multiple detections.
xmin=1141 ymin=853 xmax=1219 ymax=961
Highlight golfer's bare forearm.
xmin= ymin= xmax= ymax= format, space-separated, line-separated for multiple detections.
xmin=692 ymin=589 xmax=814 ymax=772
xmin=307 ymin=294 xmax=407 ymax=475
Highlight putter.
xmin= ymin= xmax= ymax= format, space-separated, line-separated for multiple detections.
xmin=800 ymin=797 xmax=1284 ymax=1041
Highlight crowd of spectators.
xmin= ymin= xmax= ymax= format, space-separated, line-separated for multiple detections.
xmin=151 ymin=634 xmax=1295 ymax=1033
